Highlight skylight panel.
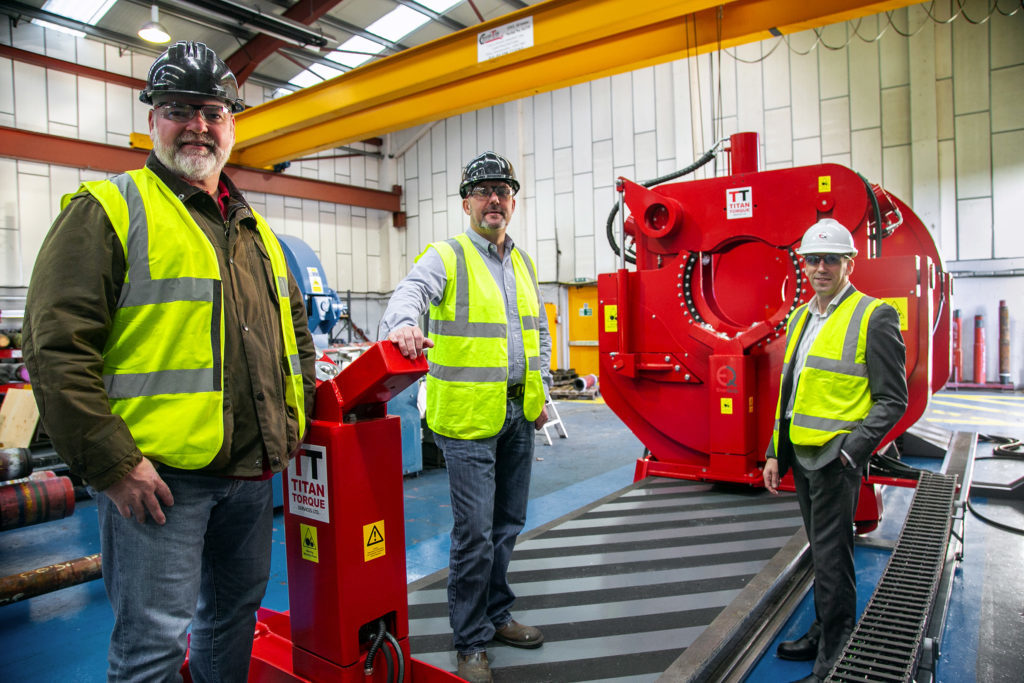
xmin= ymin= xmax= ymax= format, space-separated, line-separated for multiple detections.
xmin=365 ymin=5 xmax=430 ymax=42
xmin=288 ymin=63 xmax=343 ymax=89
xmin=34 ymin=0 xmax=117 ymax=37
xmin=326 ymin=36 xmax=386 ymax=69
xmin=415 ymin=0 xmax=463 ymax=13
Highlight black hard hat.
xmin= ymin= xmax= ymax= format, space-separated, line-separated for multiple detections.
xmin=139 ymin=41 xmax=245 ymax=113
xmin=459 ymin=151 xmax=520 ymax=198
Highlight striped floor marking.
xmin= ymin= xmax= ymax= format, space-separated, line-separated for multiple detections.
xmin=408 ymin=479 xmax=800 ymax=682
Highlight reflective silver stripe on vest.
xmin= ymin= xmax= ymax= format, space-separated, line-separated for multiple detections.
xmin=429 ymin=318 xmax=506 ymax=338
xmin=110 ymin=172 xmax=216 ymax=309
xmin=527 ymin=355 xmax=540 ymax=371
xmin=428 ymin=360 xmax=506 ymax=383
xmin=278 ymin=276 xmax=288 ymax=297
xmin=804 ymin=355 xmax=868 ymax=377
xmin=119 ymin=278 xmax=216 ymax=308
xmin=804 ymin=294 xmax=874 ymax=377
xmin=104 ymin=367 xmax=216 ymax=399
xmin=289 ymin=353 xmax=301 ymax=375
xmin=111 ymin=173 xmax=152 ymax=286
xmin=521 ymin=315 xmax=539 ymax=331
xmin=792 ymin=413 xmax=861 ymax=433
xmin=439 ymin=237 xmax=508 ymax=338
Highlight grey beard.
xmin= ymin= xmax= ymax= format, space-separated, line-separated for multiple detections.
xmin=153 ymin=136 xmax=228 ymax=184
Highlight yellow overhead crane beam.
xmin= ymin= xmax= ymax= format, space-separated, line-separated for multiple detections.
xmin=231 ymin=0 xmax=924 ymax=168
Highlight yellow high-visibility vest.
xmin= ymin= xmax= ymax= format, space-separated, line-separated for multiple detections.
xmin=769 ymin=291 xmax=884 ymax=456
xmin=423 ymin=233 xmax=544 ymax=439
xmin=67 ymin=167 xmax=306 ymax=468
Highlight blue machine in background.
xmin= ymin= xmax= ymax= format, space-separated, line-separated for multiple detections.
xmin=271 ymin=235 xmax=423 ymax=507
xmin=276 ymin=233 xmax=347 ymax=349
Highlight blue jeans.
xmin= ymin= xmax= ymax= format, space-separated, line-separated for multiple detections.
xmin=98 ymin=468 xmax=273 ymax=683
xmin=434 ymin=399 xmax=535 ymax=654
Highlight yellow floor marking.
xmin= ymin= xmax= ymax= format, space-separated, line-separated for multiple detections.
xmin=936 ymin=392 xmax=1023 ymax=404
xmin=932 ymin=399 xmax=1024 ymax=416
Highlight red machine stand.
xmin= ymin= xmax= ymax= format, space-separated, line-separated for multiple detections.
xmin=247 ymin=342 xmax=461 ymax=683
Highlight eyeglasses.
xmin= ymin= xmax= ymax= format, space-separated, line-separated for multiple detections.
xmin=468 ymin=185 xmax=513 ymax=199
xmin=154 ymin=102 xmax=232 ymax=125
xmin=803 ymin=254 xmax=848 ymax=267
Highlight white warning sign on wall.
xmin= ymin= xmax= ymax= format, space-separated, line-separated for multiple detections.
xmin=726 ymin=186 xmax=753 ymax=219
xmin=288 ymin=444 xmax=329 ymax=523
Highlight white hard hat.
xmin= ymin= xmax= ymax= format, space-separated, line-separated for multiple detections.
xmin=796 ymin=218 xmax=858 ymax=257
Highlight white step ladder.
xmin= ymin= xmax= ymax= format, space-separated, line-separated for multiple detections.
xmin=538 ymin=396 xmax=568 ymax=446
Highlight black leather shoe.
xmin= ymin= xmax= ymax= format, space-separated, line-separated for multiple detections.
xmin=777 ymin=632 xmax=819 ymax=661
xmin=456 ymin=651 xmax=492 ymax=683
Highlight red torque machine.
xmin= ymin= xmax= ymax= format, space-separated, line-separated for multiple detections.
xmin=247 ymin=342 xmax=461 ymax=683
xmin=599 ymin=132 xmax=952 ymax=529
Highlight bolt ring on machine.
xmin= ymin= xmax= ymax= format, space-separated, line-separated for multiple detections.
xmin=598 ymin=131 xmax=951 ymax=520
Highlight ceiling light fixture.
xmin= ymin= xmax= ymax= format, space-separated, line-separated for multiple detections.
xmin=138 ymin=5 xmax=171 ymax=44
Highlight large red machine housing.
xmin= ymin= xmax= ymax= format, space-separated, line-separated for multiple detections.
xmin=245 ymin=342 xmax=460 ymax=683
xmin=598 ymin=132 xmax=951 ymax=491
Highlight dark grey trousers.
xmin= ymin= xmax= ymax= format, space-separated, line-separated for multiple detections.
xmin=792 ymin=454 xmax=863 ymax=679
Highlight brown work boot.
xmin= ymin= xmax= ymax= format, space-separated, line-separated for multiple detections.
xmin=493 ymin=619 xmax=544 ymax=648
xmin=456 ymin=651 xmax=492 ymax=683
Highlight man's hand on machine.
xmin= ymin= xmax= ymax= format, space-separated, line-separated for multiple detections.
xmin=387 ymin=325 xmax=434 ymax=359
xmin=103 ymin=457 xmax=175 ymax=524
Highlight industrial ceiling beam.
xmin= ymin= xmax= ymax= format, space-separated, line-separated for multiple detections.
xmin=225 ymin=0 xmax=345 ymax=85
xmin=169 ymin=0 xmax=332 ymax=47
xmin=0 ymin=126 xmax=401 ymax=215
xmin=231 ymin=0 xmax=924 ymax=169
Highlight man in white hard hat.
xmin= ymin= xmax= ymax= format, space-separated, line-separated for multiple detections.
xmin=762 ymin=218 xmax=908 ymax=682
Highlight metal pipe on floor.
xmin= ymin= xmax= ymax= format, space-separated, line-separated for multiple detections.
xmin=0 ymin=554 xmax=102 ymax=606
xmin=0 ymin=475 xmax=75 ymax=531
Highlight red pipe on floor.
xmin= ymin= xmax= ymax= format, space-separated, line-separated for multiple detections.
xmin=0 ymin=475 xmax=75 ymax=531
xmin=999 ymin=300 xmax=1010 ymax=384
xmin=952 ymin=310 xmax=963 ymax=383
xmin=973 ymin=315 xmax=986 ymax=384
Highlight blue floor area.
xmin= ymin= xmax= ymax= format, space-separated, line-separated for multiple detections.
xmin=2 ymin=393 xmax=1022 ymax=682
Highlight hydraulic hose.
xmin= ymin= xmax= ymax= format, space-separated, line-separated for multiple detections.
xmin=380 ymin=631 xmax=395 ymax=682
xmin=364 ymin=618 xmax=387 ymax=676
xmin=385 ymin=629 xmax=406 ymax=683
xmin=606 ymin=138 xmax=727 ymax=264
xmin=857 ymin=172 xmax=886 ymax=258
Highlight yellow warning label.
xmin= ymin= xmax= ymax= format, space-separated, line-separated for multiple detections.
xmin=300 ymin=524 xmax=319 ymax=563
xmin=881 ymin=297 xmax=909 ymax=331
xmin=818 ymin=176 xmax=831 ymax=192
xmin=604 ymin=305 xmax=618 ymax=333
xmin=721 ymin=398 xmax=733 ymax=415
xmin=363 ymin=521 xmax=386 ymax=562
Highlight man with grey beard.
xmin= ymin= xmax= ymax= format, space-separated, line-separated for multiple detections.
xmin=23 ymin=41 xmax=316 ymax=682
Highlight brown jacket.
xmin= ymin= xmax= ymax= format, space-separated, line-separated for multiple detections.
xmin=23 ymin=154 xmax=317 ymax=490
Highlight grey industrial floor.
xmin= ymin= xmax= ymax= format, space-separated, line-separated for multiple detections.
xmin=3 ymin=391 xmax=1023 ymax=682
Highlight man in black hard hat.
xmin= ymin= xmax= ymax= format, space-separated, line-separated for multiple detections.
xmin=380 ymin=151 xmax=552 ymax=683
xmin=23 ymin=41 xmax=316 ymax=682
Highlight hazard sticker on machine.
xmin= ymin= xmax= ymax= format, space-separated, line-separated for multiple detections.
xmin=288 ymin=444 xmax=329 ymax=523
xmin=363 ymin=521 xmax=386 ymax=562
xmin=726 ymin=187 xmax=753 ymax=219
xmin=300 ymin=523 xmax=319 ymax=563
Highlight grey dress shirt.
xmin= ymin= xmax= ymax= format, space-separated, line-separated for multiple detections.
xmin=379 ymin=229 xmax=552 ymax=392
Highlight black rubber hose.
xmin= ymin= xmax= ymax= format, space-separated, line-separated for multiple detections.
xmin=384 ymin=629 xmax=405 ymax=683
xmin=606 ymin=142 xmax=724 ymax=263
xmin=364 ymin=618 xmax=386 ymax=676
xmin=380 ymin=631 xmax=394 ymax=682
xmin=858 ymin=172 xmax=885 ymax=258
